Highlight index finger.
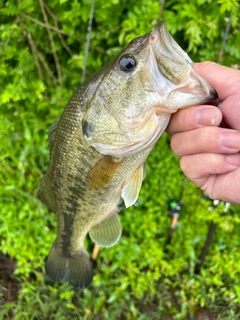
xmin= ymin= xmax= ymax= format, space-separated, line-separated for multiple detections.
xmin=192 ymin=62 xmax=240 ymax=101
xmin=166 ymin=105 xmax=222 ymax=135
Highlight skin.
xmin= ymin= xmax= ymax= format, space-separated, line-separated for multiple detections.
xmin=166 ymin=62 xmax=240 ymax=205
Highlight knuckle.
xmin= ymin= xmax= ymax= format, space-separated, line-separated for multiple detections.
xmin=201 ymin=61 xmax=217 ymax=69
xmin=199 ymin=126 xmax=220 ymax=149
xmin=180 ymin=156 xmax=189 ymax=174
xmin=170 ymin=134 xmax=180 ymax=155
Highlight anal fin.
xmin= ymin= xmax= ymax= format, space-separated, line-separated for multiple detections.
xmin=89 ymin=213 xmax=122 ymax=247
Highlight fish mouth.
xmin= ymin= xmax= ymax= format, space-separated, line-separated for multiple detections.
xmin=149 ymin=22 xmax=217 ymax=107
xmin=155 ymin=22 xmax=193 ymax=64
xmin=151 ymin=22 xmax=192 ymax=83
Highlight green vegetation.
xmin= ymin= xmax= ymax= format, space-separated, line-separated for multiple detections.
xmin=1 ymin=0 xmax=240 ymax=318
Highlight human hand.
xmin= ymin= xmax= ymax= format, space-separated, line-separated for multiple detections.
xmin=166 ymin=62 xmax=240 ymax=205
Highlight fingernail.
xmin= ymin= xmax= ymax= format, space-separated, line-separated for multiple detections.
xmin=196 ymin=107 xmax=221 ymax=126
xmin=226 ymin=154 xmax=240 ymax=166
xmin=221 ymin=132 xmax=240 ymax=150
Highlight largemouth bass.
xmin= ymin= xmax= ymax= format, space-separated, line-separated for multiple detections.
xmin=38 ymin=22 xmax=216 ymax=288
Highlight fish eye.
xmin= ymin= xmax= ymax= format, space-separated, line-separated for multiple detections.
xmin=119 ymin=54 xmax=137 ymax=72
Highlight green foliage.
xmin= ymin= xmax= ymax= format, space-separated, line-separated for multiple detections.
xmin=1 ymin=0 xmax=240 ymax=319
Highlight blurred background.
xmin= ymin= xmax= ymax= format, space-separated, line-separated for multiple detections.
xmin=1 ymin=0 xmax=240 ymax=319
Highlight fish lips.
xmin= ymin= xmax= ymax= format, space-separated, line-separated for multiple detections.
xmin=149 ymin=22 xmax=217 ymax=106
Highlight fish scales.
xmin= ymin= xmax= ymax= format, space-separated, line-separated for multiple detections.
xmin=38 ymin=22 xmax=216 ymax=288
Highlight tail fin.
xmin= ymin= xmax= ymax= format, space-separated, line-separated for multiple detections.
xmin=45 ymin=244 xmax=93 ymax=289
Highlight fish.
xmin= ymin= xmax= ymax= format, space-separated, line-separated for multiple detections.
xmin=38 ymin=21 xmax=216 ymax=289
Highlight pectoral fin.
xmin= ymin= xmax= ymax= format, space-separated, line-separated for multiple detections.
xmin=121 ymin=164 xmax=144 ymax=208
xmin=89 ymin=213 xmax=122 ymax=247
xmin=87 ymin=155 xmax=122 ymax=188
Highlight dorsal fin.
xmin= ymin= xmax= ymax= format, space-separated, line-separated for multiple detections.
xmin=38 ymin=167 xmax=57 ymax=213
xmin=47 ymin=122 xmax=58 ymax=154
